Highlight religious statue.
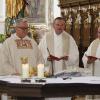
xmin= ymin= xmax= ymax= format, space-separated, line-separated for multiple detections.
xmin=73 ymin=13 xmax=81 ymax=46
xmin=75 ymin=13 xmax=81 ymax=27
xmin=94 ymin=12 xmax=100 ymax=29
xmin=84 ymin=12 xmax=92 ymax=28
xmin=82 ymin=11 xmax=91 ymax=48
xmin=66 ymin=14 xmax=72 ymax=33
xmin=92 ymin=11 xmax=100 ymax=39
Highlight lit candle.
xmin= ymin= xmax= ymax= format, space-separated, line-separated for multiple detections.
xmin=22 ymin=63 xmax=29 ymax=78
xmin=37 ymin=64 xmax=44 ymax=78
xmin=21 ymin=57 xmax=29 ymax=79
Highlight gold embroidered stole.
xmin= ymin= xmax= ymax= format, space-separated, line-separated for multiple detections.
xmin=91 ymin=38 xmax=100 ymax=57
xmin=15 ymin=39 xmax=33 ymax=49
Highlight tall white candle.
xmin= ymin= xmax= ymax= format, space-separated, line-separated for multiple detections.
xmin=22 ymin=63 xmax=29 ymax=78
xmin=21 ymin=57 xmax=29 ymax=79
xmin=37 ymin=64 xmax=44 ymax=78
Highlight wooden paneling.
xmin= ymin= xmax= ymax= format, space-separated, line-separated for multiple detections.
xmin=59 ymin=0 xmax=100 ymax=8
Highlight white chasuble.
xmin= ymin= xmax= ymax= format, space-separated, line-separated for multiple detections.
xmin=39 ymin=31 xmax=79 ymax=100
xmin=1 ymin=34 xmax=43 ymax=75
xmin=46 ymin=31 xmax=70 ymax=74
xmin=54 ymin=32 xmax=63 ymax=73
xmin=83 ymin=39 xmax=100 ymax=100
xmin=82 ymin=38 xmax=100 ymax=76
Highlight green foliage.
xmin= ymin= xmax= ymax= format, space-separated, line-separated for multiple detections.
xmin=0 ymin=34 xmax=6 ymax=43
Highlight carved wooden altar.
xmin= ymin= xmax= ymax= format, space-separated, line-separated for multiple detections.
xmin=58 ymin=0 xmax=100 ymax=67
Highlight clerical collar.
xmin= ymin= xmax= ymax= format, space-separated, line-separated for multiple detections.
xmin=14 ymin=33 xmax=28 ymax=40
xmin=54 ymin=32 xmax=62 ymax=37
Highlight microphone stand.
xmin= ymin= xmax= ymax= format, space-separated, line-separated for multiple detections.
xmin=92 ymin=62 xmax=95 ymax=76
xmin=47 ymin=47 xmax=54 ymax=76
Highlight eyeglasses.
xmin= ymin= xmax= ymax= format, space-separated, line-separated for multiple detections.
xmin=17 ymin=27 xmax=29 ymax=31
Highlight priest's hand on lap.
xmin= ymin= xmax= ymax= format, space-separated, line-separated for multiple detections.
xmin=47 ymin=55 xmax=68 ymax=61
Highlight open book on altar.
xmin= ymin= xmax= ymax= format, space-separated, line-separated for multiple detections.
xmin=49 ymin=55 xmax=68 ymax=61
xmin=53 ymin=69 xmax=82 ymax=79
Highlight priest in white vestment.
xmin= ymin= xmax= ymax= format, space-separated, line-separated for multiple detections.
xmin=82 ymin=26 xmax=100 ymax=100
xmin=0 ymin=19 xmax=44 ymax=75
xmin=39 ymin=17 xmax=79 ymax=100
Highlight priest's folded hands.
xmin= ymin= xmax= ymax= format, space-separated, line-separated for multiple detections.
xmin=47 ymin=55 xmax=68 ymax=61
xmin=60 ymin=56 xmax=69 ymax=60
xmin=87 ymin=56 xmax=97 ymax=64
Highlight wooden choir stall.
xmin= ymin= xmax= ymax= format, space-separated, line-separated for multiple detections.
xmin=58 ymin=0 xmax=100 ymax=67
